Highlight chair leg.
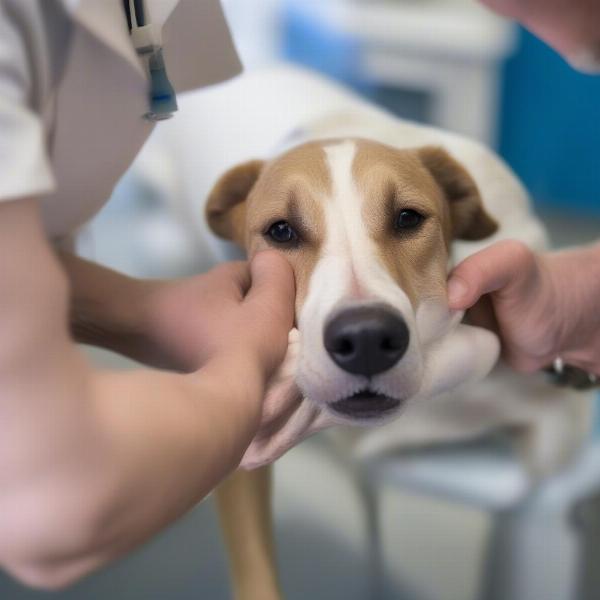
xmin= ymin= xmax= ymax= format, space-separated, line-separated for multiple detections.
xmin=479 ymin=503 xmax=578 ymax=600
xmin=356 ymin=468 xmax=385 ymax=600
xmin=571 ymin=489 xmax=600 ymax=600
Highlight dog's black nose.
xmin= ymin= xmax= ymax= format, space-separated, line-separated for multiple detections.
xmin=324 ymin=305 xmax=410 ymax=377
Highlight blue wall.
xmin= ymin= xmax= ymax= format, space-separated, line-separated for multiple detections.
xmin=282 ymin=5 xmax=364 ymax=89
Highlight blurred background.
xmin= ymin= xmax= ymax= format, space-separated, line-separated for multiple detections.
xmin=2 ymin=1 xmax=599 ymax=599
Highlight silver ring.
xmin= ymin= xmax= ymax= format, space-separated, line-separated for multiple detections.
xmin=547 ymin=356 xmax=599 ymax=390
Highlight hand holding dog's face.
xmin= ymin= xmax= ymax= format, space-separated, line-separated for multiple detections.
xmin=240 ymin=328 xmax=342 ymax=469
xmin=207 ymin=139 xmax=500 ymax=467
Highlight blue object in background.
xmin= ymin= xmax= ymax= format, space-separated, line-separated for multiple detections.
xmin=282 ymin=8 xmax=599 ymax=216
xmin=499 ymin=29 xmax=600 ymax=215
xmin=282 ymin=4 xmax=366 ymax=93
xmin=282 ymin=4 xmax=431 ymax=124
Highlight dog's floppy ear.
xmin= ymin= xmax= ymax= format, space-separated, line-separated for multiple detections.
xmin=418 ymin=146 xmax=498 ymax=241
xmin=205 ymin=160 xmax=265 ymax=245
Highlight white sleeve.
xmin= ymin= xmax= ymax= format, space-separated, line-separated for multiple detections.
xmin=0 ymin=2 xmax=55 ymax=203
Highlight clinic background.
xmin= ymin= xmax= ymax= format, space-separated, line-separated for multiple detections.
xmin=2 ymin=1 xmax=599 ymax=600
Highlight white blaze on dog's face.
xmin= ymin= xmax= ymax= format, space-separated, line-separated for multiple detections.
xmin=206 ymin=138 xmax=497 ymax=425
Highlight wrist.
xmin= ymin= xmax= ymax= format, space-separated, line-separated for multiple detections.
xmin=83 ymin=277 xmax=146 ymax=338
xmin=194 ymin=351 xmax=266 ymax=419
xmin=63 ymin=252 xmax=150 ymax=352
xmin=547 ymin=243 xmax=600 ymax=373
xmin=187 ymin=353 xmax=267 ymax=460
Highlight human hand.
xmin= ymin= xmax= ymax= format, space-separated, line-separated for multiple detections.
xmin=447 ymin=240 xmax=600 ymax=374
xmin=240 ymin=329 xmax=341 ymax=470
xmin=0 ymin=202 xmax=296 ymax=587
xmin=136 ymin=251 xmax=295 ymax=377
xmin=241 ymin=314 xmax=501 ymax=469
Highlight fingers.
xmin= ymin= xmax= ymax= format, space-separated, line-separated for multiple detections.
xmin=463 ymin=295 xmax=499 ymax=332
xmin=213 ymin=261 xmax=251 ymax=300
xmin=245 ymin=251 xmax=295 ymax=326
xmin=223 ymin=252 xmax=295 ymax=377
xmin=210 ymin=253 xmax=295 ymax=318
xmin=200 ymin=254 xmax=295 ymax=379
xmin=447 ymin=240 xmax=537 ymax=310
xmin=241 ymin=400 xmax=323 ymax=470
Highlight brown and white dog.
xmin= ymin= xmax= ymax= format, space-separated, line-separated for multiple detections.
xmin=200 ymin=94 xmax=593 ymax=600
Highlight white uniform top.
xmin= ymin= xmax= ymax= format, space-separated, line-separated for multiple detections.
xmin=0 ymin=0 xmax=241 ymax=242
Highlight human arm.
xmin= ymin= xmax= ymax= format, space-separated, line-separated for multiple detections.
xmin=479 ymin=0 xmax=600 ymax=72
xmin=0 ymin=198 xmax=294 ymax=589
xmin=59 ymin=249 xmax=281 ymax=373
xmin=447 ymin=239 xmax=600 ymax=374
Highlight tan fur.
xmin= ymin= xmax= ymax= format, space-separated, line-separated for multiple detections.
xmin=352 ymin=141 xmax=452 ymax=306
xmin=206 ymin=142 xmax=331 ymax=309
xmin=418 ymin=146 xmax=498 ymax=241
xmin=205 ymin=160 xmax=264 ymax=245
xmin=205 ymin=139 xmax=496 ymax=313
xmin=215 ymin=467 xmax=281 ymax=600
xmin=207 ymin=140 xmax=498 ymax=600
xmin=351 ymin=141 xmax=497 ymax=306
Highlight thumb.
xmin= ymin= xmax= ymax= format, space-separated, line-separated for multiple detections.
xmin=245 ymin=250 xmax=295 ymax=327
xmin=242 ymin=252 xmax=295 ymax=378
xmin=447 ymin=240 xmax=537 ymax=310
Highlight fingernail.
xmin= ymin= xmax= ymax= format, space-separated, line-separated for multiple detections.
xmin=447 ymin=277 xmax=469 ymax=306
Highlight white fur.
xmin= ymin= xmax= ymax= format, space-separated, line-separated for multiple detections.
xmin=297 ymin=139 xmax=501 ymax=430
xmin=289 ymin=109 xmax=592 ymax=477
xmin=297 ymin=140 xmax=422 ymax=422
xmin=137 ymin=65 xmax=593 ymax=475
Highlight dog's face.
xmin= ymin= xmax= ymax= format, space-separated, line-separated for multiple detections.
xmin=206 ymin=138 xmax=497 ymax=425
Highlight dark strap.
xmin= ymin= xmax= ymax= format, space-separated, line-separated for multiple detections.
xmin=122 ymin=0 xmax=146 ymax=31
xmin=545 ymin=360 xmax=600 ymax=390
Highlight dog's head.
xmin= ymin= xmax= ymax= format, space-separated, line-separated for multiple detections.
xmin=206 ymin=138 xmax=497 ymax=425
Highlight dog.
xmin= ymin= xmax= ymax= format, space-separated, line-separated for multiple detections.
xmin=196 ymin=73 xmax=594 ymax=600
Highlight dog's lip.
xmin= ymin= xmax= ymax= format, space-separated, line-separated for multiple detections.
xmin=330 ymin=389 xmax=403 ymax=419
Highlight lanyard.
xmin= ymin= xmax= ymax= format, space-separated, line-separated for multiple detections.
xmin=123 ymin=0 xmax=178 ymax=121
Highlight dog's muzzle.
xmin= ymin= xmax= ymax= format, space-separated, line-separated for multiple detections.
xmin=323 ymin=304 xmax=409 ymax=377
xmin=321 ymin=304 xmax=410 ymax=421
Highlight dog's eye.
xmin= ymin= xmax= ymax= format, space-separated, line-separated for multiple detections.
xmin=395 ymin=209 xmax=424 ymax=230
xmin=266 ymin=220 xmax=298 ymax=244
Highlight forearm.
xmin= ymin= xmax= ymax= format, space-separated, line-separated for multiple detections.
xmin=60 ymin=253 xmax=213 ymax=371
xmin=0 ymin=339 xmax=263 ymax=588
xmin=0 ymin=202 xmax=263 ymax=587
xmin=59 ymin=252 xmax=152 ymax=363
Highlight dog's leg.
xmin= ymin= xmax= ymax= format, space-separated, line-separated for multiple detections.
xmin=216 ymin=466 xmax=282 ymax=600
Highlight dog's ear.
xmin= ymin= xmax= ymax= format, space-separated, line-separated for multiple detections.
xmin=205 ymin=160 xmax=265 ymax=246
xmin=418 ymin=146 xmax=498 ymax=241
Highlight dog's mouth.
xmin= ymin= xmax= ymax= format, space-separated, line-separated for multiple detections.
xmin=330 ymin=389 xmax=403 ymax=420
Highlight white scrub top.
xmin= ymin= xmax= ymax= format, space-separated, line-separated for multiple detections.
xmin=0 ymin=0 xmax=241 ymax=242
